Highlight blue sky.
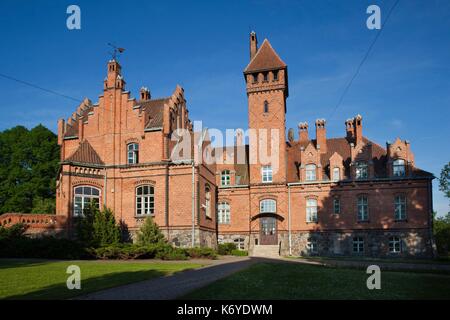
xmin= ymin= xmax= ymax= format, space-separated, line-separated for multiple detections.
xmin=0 ymin=0 xmax=449 ymax=215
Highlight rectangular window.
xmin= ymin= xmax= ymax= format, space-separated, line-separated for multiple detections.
xmin=305 ymin=164 xmax=317 ymax=181
xmin=261 ymin=166 xmax=273 ymax=183
xmin=332 ymin=167 xmax=340 ymax=181
xmin=307 ymin=239 xmax=318 ymax=254
xmin=355 ymin=162 xmax=368 ymax=179
xmin=353 ymin=237 xmax=364 ymax=253
xmin=357 ymin=195 xmax=369 ymax=221
xmin=273 ymin=70 xmax=278 ymax=81
xmin=389 ymin=236 xmax=402 ymax=253
xmin=306 ymin=199 xmax=318 ymax=223
xmin=394 ymin=195 xmax=407 ymax=220
xmin=333 ymin=198 xmax=340 ymax=214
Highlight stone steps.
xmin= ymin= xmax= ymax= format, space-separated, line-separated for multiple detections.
xmin=251 ymin=245 xmax=280 ymax=258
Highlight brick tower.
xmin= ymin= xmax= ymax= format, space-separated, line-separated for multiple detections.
xmin=243 ymin=32 xmax=289 ymax=184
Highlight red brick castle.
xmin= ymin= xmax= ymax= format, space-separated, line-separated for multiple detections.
xmin=0 ymin=32 xmax=435 ymax=257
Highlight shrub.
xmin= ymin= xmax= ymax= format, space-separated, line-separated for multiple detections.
xmin=0 ymin=223 xmax=27 ymax=240
xmin=187 ymin=247 xmax=217 ymax=259
xmin=136 ymin=216 xmax=166 ymax=245
xmin=155 ymin=246 xmax=188 ymax=260
xmin=218 ymin=243 xmax=237 ymax=255
xmin=231 ymin=249 xmax=248 ymax=256
xmin=75 ymin=204 xmax=121 ymax=247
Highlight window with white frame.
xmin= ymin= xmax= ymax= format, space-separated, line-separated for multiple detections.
xmin=136 ymin=185 xmax=154 ymax=215
xmin=353 ymin=237 xmax=364 ymax=253
xmin=355 ymin=161 xmax=368 ymax=179
xmin=205 ymin=185 xmax=211 ymax=218
xmin=73 ymin=186 xmax=100 ymax=216
xmin=357 ymin=195 xmax=369 ymax=221
xmin=234 ymin=238 xmax=245 ymax=250
xmin=218 ymin=202 xmax=230 ymax=224
xmin=261 ymin=165 xmax=273 ymax=183
xmin=306 ymin=198 xmax=318 ymax=222
xmin=394 ymin=195 xmax=407 ymax=220
xmin=305 ymin=164 xmax=317 ymax=181
xmin=127 ymin=143 xmax=139 ymax=164
xmin=332 ymin=167 xmax=340 ymax=181
xmin=393 ymin=159 xmax=406 ymax=177
xmin=389 ymin=236 xmax=402 ymax=253
xmin=221 ymin=170 xmax=231 ymax=186
xmin=260 ymin=199 xmax=276 ymax=213
xmin=333 ymin=197 xmax=340 ymax=214
xmin=306 ymin=238 xmax=318 ymax=254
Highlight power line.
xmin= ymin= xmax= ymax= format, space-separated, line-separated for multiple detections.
xmin=329 ymin=0 xmax=401 ymax=119
xmin=0 ymin=72 xmax=82 ymax=103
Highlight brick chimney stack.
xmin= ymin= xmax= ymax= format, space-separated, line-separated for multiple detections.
xmin=298 ymin=122 xmax=309 ymax=143
xmin=140 ymin=87 xmax=151 ymax=100
xmin=354 ymin=114 xmax=363 ymax=145
xmin=315 ymin=119 xmax=327 ymax=153
xmin=250 ymin=31 xmax=258 ymax=60
xmin=345 ymin=118 xmax=354 ymax=141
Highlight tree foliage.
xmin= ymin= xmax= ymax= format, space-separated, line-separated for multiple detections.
xmin=75 ymin=204 xmax=121 ymax=247
xmin=434 ymin=213 xmax=450 ymax=255
xmin=0 ymin=125 xmax=60 ymax=214
xmin=136 ymin=216 xmax=166 ymax=245
xmin=439 ymin=162 xmax=450 ymax=200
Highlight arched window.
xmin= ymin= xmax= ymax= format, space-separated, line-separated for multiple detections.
xmin=252 ymin=74 xmax=258 ymax=83
xmin=127 ymin=143 xmax=139 ymax=164
xmin=205 ymin=185 xmax=211 ymax=218
xmin=221 ymin=170 xmax=230 ymax=186
xmin=73 ymin=186 xmax=100 ymax=216
xmin=332 ymin=167 xmax=340 ymax=181
xmin=389 ymin=236 xmax=402 ymax=253
xmin=263 ymin=101 xmax=269 ymax=113
xmin=218 ymin=202 xmax=230 ymax=224
xmin=355 ymin=161 xmax=368 ymax=179
xmin=263 ymin=72 xmax=268 ymax=81
xmin=394 ymin=195 xmax=407 ymax=220
xmin=260 ymin=199 xmax=276 ymax=213
xmin=306 ymin=198 xmax=318 ymax=222
xmin=273 ymin=70 xmax=279 ymax=81
xmin=136 ymin=185 xmax=154 ymax=215
xmin=393 ymin=159 xmax=406 ymax=177
xmin=305 ymin=164 xmax=317 ymax=181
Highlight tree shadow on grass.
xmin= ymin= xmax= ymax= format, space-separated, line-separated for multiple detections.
xmin=0 ymin=258 xmax=52 ymax=270
xmin=4 ymin=269 xmax=168 ymax=300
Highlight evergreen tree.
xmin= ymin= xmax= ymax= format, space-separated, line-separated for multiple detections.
xmin=136 ymin=216 xmax=166 ymax=245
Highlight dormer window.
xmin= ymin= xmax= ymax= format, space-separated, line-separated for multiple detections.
xmin=332 ymin=167 xmax=340 ymax=181
xmin=263 ymin=101 xmax=269 ymax=113
xmin=221 ymin=170 xmax=231 ymax=186
xmin=393 ymin=159 xmax=406 ymax=177
xmin=355 ymin=161 xmax=368 ymax=179
xmin=127 ymin=143 xmax=139 ymax=164
xmin=305 ymin=164 xmax=317 ymax=181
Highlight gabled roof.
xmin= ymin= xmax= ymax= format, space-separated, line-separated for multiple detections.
xmin=244 ymin=39 xmax=287 ymax=73
xmin=66 ymin=140 xmax=104 ymax=165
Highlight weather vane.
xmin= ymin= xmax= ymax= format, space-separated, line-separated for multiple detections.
xmin=107 ymin=43 xmax=125 ymax=60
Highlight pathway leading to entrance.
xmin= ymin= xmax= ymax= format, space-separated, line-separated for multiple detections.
xmin=77 ymin=256 xmax=256 ymax=300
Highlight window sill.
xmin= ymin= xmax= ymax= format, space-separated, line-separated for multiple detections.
xmin=357 ymin=220 xmax=370 ymax=223
xmin=135 ymin=214 xmax=154 ymax=218
xmin=394 ymin=219 xmax=408 ymax=223
xmin=306 ymin=221 xmax=318 ymax=224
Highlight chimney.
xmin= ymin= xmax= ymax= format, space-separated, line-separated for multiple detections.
xmin=345 ymin=118 xmax=354 ymax=141
xmin=140 ymin=87 xmax=151 ymax=100
xmin=315 ymin=119 xmax=327 ymax=153
xmin=250 ymin=31 xmax=258 ymax=60
xmin=298 ymin=122 xmax=309 ymax=143
xmin=106 ymin=59 xmax=122 ymax=89
xmin=354 ymin=114 xmax=363 ymax=145
xmin=287 ymin=128 xmax=294 ymax=143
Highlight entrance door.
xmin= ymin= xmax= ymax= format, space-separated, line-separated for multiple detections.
xmin=260 ymin=217 xmax=277 ymax=245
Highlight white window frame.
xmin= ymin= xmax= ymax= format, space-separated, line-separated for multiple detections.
xmin=234 ymin=238 xmax=245 ymax=250
xmin=205 ymin=186 xmax=211 ymax=218
xmin=393 ymin=159 xmax=406 ymax=177
xmin=218 ymin=202 xmax=230 ymax=224
xmin=127 ymin=143 xmax=139 ymax=164
xmin=332 ymin=167 xmax=340 ymax=181
xmin=355 ymin=161 xmax=368 ymax=179
xmin=73 ymin=186 xmax=100 ymax=217
xmin=136 ymin=185 xmax=154 ymax=216
xmin=261 ymin=165 xmax=273 ymax=183
xmin=306 ymin=198 xmax=318 ymax=223
xmin=305 ymin=164 xmax=317 ymax=181
xmin=357 ymin=195 xmax=369 ymax=221
xmin=394 ymin=195 xmax=407 ymax=220
xmin=221 ymin=170 xmax=231 ymax=186
xmin=260 ymin=199 xmax=276 ymax=213
xmin=307 ymin=238 xmax=318 ymax=254
xmin=353 ymin=237 xmax=364 ymax=253
xmin=389 ymin=236 xmax=402 ymax=253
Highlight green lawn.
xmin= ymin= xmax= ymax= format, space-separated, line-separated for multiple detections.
xmin=0 ymin=259 xmax=201 ymax=300
xmin=183 ymin=262 xmax=450 ymax=300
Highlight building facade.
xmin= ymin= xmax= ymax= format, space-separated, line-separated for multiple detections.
xmin=215 ymin=32 xmax=435 ymax=258
xmin=0 ymin=32 xmax=434 ymax=258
